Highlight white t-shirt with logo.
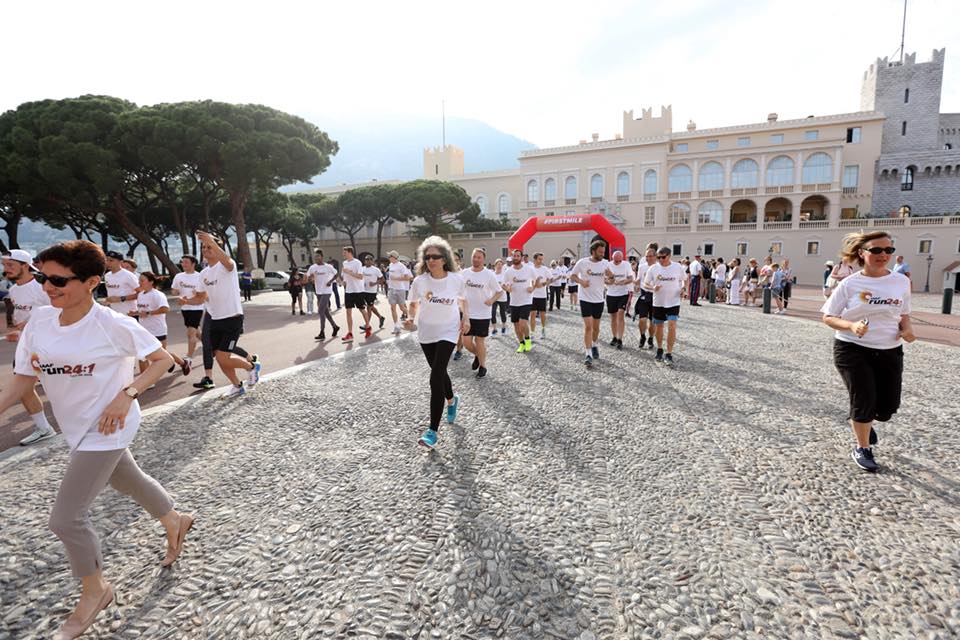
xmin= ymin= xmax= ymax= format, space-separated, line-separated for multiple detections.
xmin=9 ymin=278 xmax=50 ymax=326
xmin=821 ymin=270 xmax=911 ymax=350
xmin=570 ymin=258 xmax=610 ymax=304
xmin=644 ymin=261 xmax=686 ymax=308
xmin=307 ymin=263 xmax=336 ymax=295
xmin=463 ymin=268 xmax=501 ymax=320
xmin=15 ymin=304 xmax=161 ymax=452
xmin=388 ymin=262 xmax=413 ymax=291
xmin=502 ymin=264 xmax=537 ymax=307
xmin=606 ymin=261 xmax=633 ymax=297
xmin=342 ymin=258 xmax=365 ymax=293
xmin=362 ymin=265 xmax=381 ymax=294
xmin=171 ymin=271 xmax=204 ymax=311
xmin=136 ymin=289 xmax=170 ymax=338
xmin=556 ymin=265 xmax=569 ymax=285
xmin=104 ymin=269 xmax=139 ymax=315
xmin=409 ymin=273 xmax=465 ymax=344
xmin=532 ymin=265 xmax=552 ymax=299
xmin=196 ymin=260 xmax=243 ymax=320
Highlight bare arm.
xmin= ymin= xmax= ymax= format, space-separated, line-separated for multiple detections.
xmin=197 ymin=232 xmax=234 ymax=271
xmin=98 ymin=347 xmax=174 ymax=435
xmin=0 ymin=374 xmax=39 ymax=416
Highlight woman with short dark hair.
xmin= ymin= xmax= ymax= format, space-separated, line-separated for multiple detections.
xmin=0 ymin=240 xmax=194 ymax=638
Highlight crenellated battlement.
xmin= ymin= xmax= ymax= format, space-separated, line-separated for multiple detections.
xmin=623 ymin=106 xmax=673 ymax=139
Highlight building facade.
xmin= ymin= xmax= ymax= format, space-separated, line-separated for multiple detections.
xmin=276 ymin=49 xmax=960 ymax=292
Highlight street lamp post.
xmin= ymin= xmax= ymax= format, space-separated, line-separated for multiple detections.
xmin=924 ymin=254 xmax=934 ymax=293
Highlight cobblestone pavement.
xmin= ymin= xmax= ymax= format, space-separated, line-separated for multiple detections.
xmin=1 ymin=304 xmax=958 ymax=639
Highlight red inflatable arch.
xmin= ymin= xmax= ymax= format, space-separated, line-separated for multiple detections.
xmin=508 ymin=214 xmax=625 ymax=256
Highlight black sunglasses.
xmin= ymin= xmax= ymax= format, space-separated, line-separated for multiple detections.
xmin=35 ymin=272 xmax=83 ymax=288
xmin=424 ymin=254 xmax=444 ymax=261
xmin=657 ymin=255 xmax=669 ymax=260
xmin=864 ymin=247 xmax=896 ymax=255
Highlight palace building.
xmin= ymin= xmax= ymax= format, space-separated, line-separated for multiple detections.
xmin=282 ymin=49 xmax=960 ymax=293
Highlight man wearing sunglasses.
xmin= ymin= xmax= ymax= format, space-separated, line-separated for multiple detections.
xmin=642 ymin=247 xmax=686 ymax=365
xmin=102 ymin=250 xmax=139 ymax=316
xmin=569 ymin=240 xmax=612 ymax=368
xmin=501 ymin=249 xmax=536 ymax=353
xmin=4 ymin=249 xmax=56 ymax=445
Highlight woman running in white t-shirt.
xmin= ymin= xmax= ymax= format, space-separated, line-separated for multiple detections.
xmin=404 ymin=236 xmax=469 ymax=449
xmin=132 ymin=272 xmax=190 ymax=377
xmin=0 ymin=240 xmax=194 ymax=639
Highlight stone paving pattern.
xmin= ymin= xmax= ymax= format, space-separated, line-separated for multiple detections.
xmin=0 ymin=304 xmax=958 ymax=639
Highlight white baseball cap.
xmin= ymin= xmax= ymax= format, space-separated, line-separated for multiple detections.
xmin=4 ymin=249 xmax=33 ymax=264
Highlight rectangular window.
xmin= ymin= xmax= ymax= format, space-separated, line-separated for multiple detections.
xmin=672 ymin=243 xmax=683 ymax=257
xmin=842 ymin=165 xmax=860 ymax=188
xmin=273 ymin=254 xmax=278 ymax=263
xmin=770 ymin=134 xmax=784 ymax=144
xmin=841 ymin=207 xmax=858 ymax=219
xmin=703 ymin=242 xmax=714 ymax=256
xmin=901 ymin=121 xmax=907 ymax=136
xmin=805 ymin=130 xmax=819 ymax=141
xmin=904 ymin=88 xmax=910 ymax=103
xmin=675 ymin=143 xmax=688 ymax=152
xmin=806 ymin=241 xmax=820 ymax=256
xmin=706 ymin=140 xmax=719 ymax=150
xmin=737 ymin=137 xmax=750 ymax=147
xmin=846 ymin=127 xmax=861 ymax=143
xmin=644 ymin=206 xmax=655 ymax=227
xmin=501 ymin=247 xmax=509 ymax=259
xmin=919 ymin=239 xmax=933 ymax=254
xmin=545 ymin=211 xmax=554 ymax=216
xmin=736 ymin=242 xmax=748 ymax=256
xmin=769 ymin=241 xmax=783 ymax=256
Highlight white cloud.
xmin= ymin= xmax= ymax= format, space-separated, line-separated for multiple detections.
xmin=3 ymin=0 xmax=958 ymax=148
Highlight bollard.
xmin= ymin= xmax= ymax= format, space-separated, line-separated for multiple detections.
xmin=762 ymin=287 xmax=772 ymax=314
xmin=944 ymin=288 xmax=954 ymax=315
xmin=708 ymin=281 xmax=716 ymax=304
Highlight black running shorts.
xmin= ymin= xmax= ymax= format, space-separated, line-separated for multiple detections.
xmin=579 ymin=300 xmax=604 ymax=319
xmin=510 ymin=305 xmax=532 ymax=323
xmin=531 ymin=297 xmax=547 ymax=312
xmin=344 ymin=292 xmax=365 ymax=309
xmin=634 ymin=290 xmax=653 ymax=318
xmin=364 ymin=292 xmax=377 ymax=307
xmin=208 ymin=315 xmax=244 ymax=353
xmin=181 ymin=310 xmax=203 ymax=329
xmin=833 ymin=339 xmax=903 ymax=423
xmin=465 ymin=318 xmax=490 ymax=337
xmin=652 ymin=305 xmax=680 ymax=324
xmin=606 ymin=294 xmax=629 ymax=314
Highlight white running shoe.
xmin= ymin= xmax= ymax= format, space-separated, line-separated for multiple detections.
xmin=222 ymin=384 xmax=246 ymax=399
xmin=248 ymin=355 xmax=262 ymax=386
xmin=20 ymin=427 xmax=55 ymax=446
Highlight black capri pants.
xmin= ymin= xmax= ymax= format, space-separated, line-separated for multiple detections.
xmin=420 ymin=340 xmax=455 ymax=430
xmin=833 ymin=339 xmax=903 ymax=423
xmin=491 ymin=291 xmax=509 ymax=324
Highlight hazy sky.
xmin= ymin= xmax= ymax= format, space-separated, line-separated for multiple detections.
xmin=5 ymin=0 xmax=959 ymax=148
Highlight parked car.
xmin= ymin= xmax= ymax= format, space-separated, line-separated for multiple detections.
xmin=263 ymin=271 xmax=291 ymax=290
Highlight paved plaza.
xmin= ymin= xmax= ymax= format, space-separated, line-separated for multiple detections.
xmin=0 ymin=303 xmax=958 ymax=639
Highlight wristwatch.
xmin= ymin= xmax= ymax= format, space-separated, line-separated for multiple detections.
xmin=124 ymin=386 xmax=139 ymax=399
xmin=120 ymin=295 xmax=126 ymax=302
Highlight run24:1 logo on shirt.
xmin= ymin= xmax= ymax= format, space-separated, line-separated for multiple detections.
xmin=30 ymin=353 xmax=96 ymax=377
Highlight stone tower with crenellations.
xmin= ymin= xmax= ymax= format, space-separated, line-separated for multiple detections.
xmin=622 ymin=106 xmax=673 ymax=139
xmin=423 ymin=145 xmax=465 ymax=180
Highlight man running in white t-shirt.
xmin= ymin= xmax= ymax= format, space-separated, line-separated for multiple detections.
xmin=643 ymin=246 xmax=686 ymax=366
xmin=386 ymin=251 xmax=413 ymax=335
xmin=461 ymin=248 xmax=502 ymax=378
xmin=633 ymin=245 xmax=658 ymax=349
xmin=604 ymin=250 xmax=633 ymax=350
xmin=306 ymin=250 xmax=340 ymax=340
xmin=569 ymin=240 xmax=612 ymax=368
xmin=528 ymin=252 xmax=553 ymax=339
xmin=3 ymin=249 xmax=56 ymax=445
xmin=340 ymin=246 xmax=367 ymax=342
xmin=171 ymin=255 xmax=203 ymax=366
xmin=103 ymin=250 xmax=139 ymax=315
xmin=500 ymin=249 xmax=537 ymax=353
xmin=185 ymin=232 xmax=262 ymax=397
xmin=361 ymin=254 xmax=386 ymax=335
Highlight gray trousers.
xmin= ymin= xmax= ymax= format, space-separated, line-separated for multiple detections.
xmin=49 ymin=449 xmax=174 ymax=577
xmin=317 ymin=294 xmax=338 ymax=334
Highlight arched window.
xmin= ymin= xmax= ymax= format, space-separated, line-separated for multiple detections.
xmin=766 ymin=156 xmax=795 ymax=186
xmin=616 ymin=172 xmax=630 ymax=198
xmin=901 ymin=166 xmax=914 ymax=191
xmin=697 ymin=201 xmax=723 ymax=224
xmin=544 ymin=178 xmax=556 ymax=202
xmin=564 ymin=176 xmax=577 ymax=201
xmin=497 ymin=194 xmax=510 ymax=215
xmin=731 ymin=159 xmax=759 ymax=188
xmin=668 ymin=165 xmax=692 ymax=192
xmin=590 ymin=173 xmax=604 ymax=200
xmin=802 ymin=153 xmax=833 ymax=183
xmin=698 ymin=162 xmax=724 ymax=190
xmin=643 ymin=170 xmax=658 ymax=195
xmin=475 ymin=195 xmax=488 ymax=216
xmin=668 ymin=202 xmax=691 ymax=225
xmin=526 ymin=179 xmax=539 ymax=203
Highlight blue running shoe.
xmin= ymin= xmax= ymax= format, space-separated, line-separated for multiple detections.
xmin=591 ymin=345 xmax=600 ymax=360
xmin=419 ymin=429 xmax=438 ymax=448
xmin=248 ymin=355 xmax=262 ymax=386
xmin=447 ymin=394 xmax=460 ymax=423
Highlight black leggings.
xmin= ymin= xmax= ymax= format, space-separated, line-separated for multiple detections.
xmin=491 ymin=300 xmax=508 ymax=324
xmin=201 ymin=312 xmax=249 ymax=371
xmin=548 ymin=286 xmax=563 ymax=310
xmin=420 ymin=341 xmax=455 ymax=430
